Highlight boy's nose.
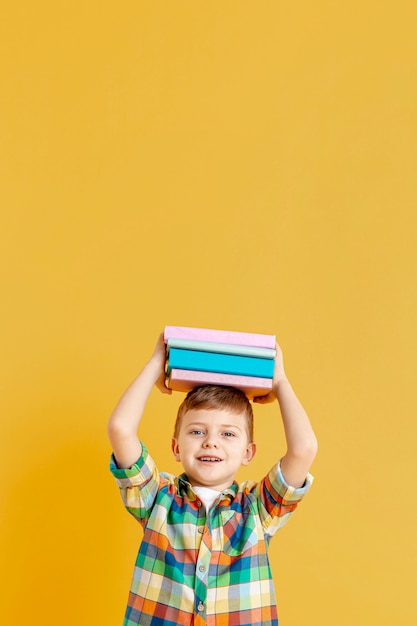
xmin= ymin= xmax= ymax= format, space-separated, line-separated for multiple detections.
xmin=203 ymin=438 xmax=218 ymax=448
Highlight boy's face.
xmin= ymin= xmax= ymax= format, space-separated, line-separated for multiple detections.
xmin=171 ymin=407 xmax=256 ymax=492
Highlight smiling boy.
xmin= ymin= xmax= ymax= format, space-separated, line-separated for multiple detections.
xmin=171 ymin=386 xmax=256 ymax=493
xmin=108 ymin=333 xmax=317 ymax=626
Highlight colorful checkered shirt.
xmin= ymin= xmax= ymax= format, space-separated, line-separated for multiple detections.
xmin=110 ymin=442 xmax=313 ymax=626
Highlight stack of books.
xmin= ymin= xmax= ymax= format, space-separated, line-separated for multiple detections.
xmin=164 ymin=326 xmax=276 ymax=398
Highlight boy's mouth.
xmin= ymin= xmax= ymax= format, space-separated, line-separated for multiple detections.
xmin=198 ymin=456 xmax=222 ymax=463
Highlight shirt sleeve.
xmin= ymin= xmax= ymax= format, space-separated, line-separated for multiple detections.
xmin=109 ymin=442 xmax=160 ymax=524
xmin=255 ymin=460 xmax=314 ymax=537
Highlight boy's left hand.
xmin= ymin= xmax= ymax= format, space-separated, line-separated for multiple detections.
xmin=253 ymin=342 xmax=286 ymax=404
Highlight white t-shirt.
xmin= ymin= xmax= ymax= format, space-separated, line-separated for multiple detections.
xmin=193 ymin=486 xmax=221 ymax=512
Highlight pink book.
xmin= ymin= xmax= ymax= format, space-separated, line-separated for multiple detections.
xmin=166 ymin=368 xmax=272 ymax=399
xmin=164 ymin=326 xmax=276 ymax=350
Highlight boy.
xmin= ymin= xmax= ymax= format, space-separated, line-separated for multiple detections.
xmin=108 ymin=333 xmax=317 ymax=626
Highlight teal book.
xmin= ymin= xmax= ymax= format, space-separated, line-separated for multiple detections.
xmin=166 ymin=348 xmax=275 ymax=378
xmin=167 ymin=338 xmax=276 ymax=360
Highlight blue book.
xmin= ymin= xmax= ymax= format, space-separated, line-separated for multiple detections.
xmin=166 ymin=348 xmax=275 ymax=378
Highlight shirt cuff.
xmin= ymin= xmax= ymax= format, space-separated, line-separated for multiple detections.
xmin=109 ymin=442 xmax=155 ymax=487
xmin=270 ymin=460 xmax=314 ymax=501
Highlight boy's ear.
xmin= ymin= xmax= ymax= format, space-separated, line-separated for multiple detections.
xmin=171 ymin=438 xmax=181 ymax=462
xmin=241 ymin=442 xmax=256 ymax=466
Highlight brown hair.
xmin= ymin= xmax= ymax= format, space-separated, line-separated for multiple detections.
xmin=174 ymin=385 xmax=254 ymax=441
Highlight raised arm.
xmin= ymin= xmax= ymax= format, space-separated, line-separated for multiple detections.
xmin=254 ymin=342 xmax=318 ymax=488
xmin=107 ymin=332 xmax=171 ymax=469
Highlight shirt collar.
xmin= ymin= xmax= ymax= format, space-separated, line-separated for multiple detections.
xmin=176 ymin=473 xmax=238 ymax=502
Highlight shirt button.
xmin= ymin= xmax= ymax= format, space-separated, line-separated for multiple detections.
xmin=197 ymin=602 xmax=204 ymax=612
xmin=196 ymin=500 xmax=202 ymax=508
xmin=198 ymin=527 xmax=204 ymax=534
xmin=199 ymin=565 xmax=206 ymax=572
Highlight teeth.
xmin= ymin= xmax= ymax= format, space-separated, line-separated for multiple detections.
xmin=200 ymin=457 xmax=220 ymax=462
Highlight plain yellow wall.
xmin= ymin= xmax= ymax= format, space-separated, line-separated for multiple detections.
xmin=1 ymin=2 xmax=416 ymax=625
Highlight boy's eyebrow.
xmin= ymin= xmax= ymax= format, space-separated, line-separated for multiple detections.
xmin=186 ymin=422 xmax=243 ymax=432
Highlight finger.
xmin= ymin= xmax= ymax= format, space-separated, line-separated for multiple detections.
xmin=156 ymin=378 xmax=172 ymax=394
xmin=253 ymin=393 xmax=273 ymax=404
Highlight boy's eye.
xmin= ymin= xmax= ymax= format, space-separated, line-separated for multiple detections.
xmin=190 ymin=430 xmax=204 ymax=435
xmin=223 ymin=432 xmax=235 ymax=437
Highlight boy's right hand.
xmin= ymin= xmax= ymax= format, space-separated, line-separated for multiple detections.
xmin=149 ymin=332 xmax=172 ymax=395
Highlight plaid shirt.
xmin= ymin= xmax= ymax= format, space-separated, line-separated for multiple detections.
xmin=110 ymin=443 xmax=313 ymax=626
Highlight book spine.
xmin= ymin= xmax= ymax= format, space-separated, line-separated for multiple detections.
xmin=167 ymin=338 xmax=276 ymax=360
xmin=167 ymin=369 xmax=272 ymax=398
xmin=164 ymin=326 xmax=276 ymax=349
xmin=167 ymin=348 xmax=275 ymax=378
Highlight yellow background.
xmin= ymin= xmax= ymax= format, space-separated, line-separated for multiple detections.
xmin=1 ymin=2 xmax=416 ymax=624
